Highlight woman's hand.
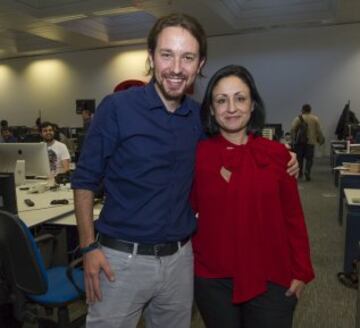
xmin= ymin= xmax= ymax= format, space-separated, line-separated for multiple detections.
xmin=286 ymin=147 xmax=299 ymax=177
xmin=285 ymin=279 xmax=305 ymax=299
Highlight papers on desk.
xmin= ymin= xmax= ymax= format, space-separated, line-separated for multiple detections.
xmin=344 ymin=189 xmax=360 ymax=206
xmin=335 ymin=162 xmax=360 ymax=171
xmin=334 ymin=166 xmax=349 ymax=170
xmin=27 ymin=182 xmax=49 ymax=194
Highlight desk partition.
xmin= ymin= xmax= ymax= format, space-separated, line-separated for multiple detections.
xmin=343 ymin=189 xmax=360 ymax=273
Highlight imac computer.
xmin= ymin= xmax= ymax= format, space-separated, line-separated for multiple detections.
xmin=0 ymin=142 xmax=50 ymax=177
xmin=0 ymin=173 xmax=17 ymax=214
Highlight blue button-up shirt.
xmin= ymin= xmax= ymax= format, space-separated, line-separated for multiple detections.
xmin=71 ymin=82 xmax=203 ymax=243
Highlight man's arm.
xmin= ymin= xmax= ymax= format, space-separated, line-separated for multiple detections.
xmin=61 ymin=158 xmax=70 ymax=173
xmin=74 ymin=189 xmax=114 ymax=304
xmin=315 ymin=119 xmax=325 ymax=145
xmin=290 ymin=117 xmax=300 ymax=141
xmin=61 ymin=143 xmax=71 ymax=173
xmin=74 ymin=189 xmax=96 ymax=247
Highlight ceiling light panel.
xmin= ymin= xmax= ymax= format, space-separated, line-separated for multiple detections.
xmin=14 ymin=0 xmax=84 ymax=9
xmin=93 ymin=6 xmax=141 ymax=16
xmin=208 ymin=0 xmax=334 ymax=28
xmin=45 ymin=14 xmax=88 ymax=24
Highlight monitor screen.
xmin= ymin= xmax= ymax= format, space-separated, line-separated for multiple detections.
xmin=76 ymin=99 xmax=95 ymax=114
xmin=0 ymin=173 xmax=17 ymax=214
xmin=263 ymin=123 xmax=283 ymax=141
xmin=0 ymin=143 xmax=50 ymax=177
xmin=22 ymin=133 xmax=42 ymax=143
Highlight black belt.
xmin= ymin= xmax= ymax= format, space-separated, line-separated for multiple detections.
xmin=99 ymin=234 xmax=190 ymax=257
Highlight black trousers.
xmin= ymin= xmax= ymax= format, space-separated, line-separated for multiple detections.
xmin=194 ymin=277 xmax=297 ymax=328
xmin=294 ymin=143 xmax=315 ymax=178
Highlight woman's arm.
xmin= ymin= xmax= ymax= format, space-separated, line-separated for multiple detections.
xmin=279 ymin=167 xmax=315 ymax=285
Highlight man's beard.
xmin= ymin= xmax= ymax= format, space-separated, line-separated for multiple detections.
xmin=156 ymin=73 xmax=188 ymax=102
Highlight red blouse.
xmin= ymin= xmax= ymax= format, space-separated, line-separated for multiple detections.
xmin=191 ymin=134 xmax=314 ymax=303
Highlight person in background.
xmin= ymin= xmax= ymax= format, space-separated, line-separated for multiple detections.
xmin=52 ymin=123 xmax=67 ymax=142
xmin=53 ymin=123 xmax=76 ymax=160
xmin=71 ymin=13 xmax=299 ymax=328
xmin=40 ymin=121 xmax=70 ymax=175
xmin=0 ymin=120 xmax=8 ymax=129
xmin=35 ymin=117 xmax=42 ymax=132
xmin=0 ymin=120 xmax=8 ymax=142
xmin=1 ymin=127 xmax=17 ymax=143
xmin=282 ymin=131 xmax=292 ymax=146
xmin=191 ymin=65 xmax=314 ymax=328
xmin=81 ymin=108 xmax=93 ymax=133
xmin=291 ymin=104 xmax=324 ymax=181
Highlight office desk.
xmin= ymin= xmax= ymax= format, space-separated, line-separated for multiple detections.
xmin=338 ymin=171 xmax=360 ymax=225
xmin=343 ymin=189 xmax=360 ymax=273
xmin=17 ymin=187 xmax=73 ymax=211
xmin=330 ymin=141 xmax=347 ymax=168
xmin=49 ymin=204 xmax=102 ymax=226
xmin=15 ymin=182 xmax=101 ymax=266
xmin=16 ymin=183 xmax=75 ymax=227
xmin=333 ymin=151 xmax=360 ymax=186
xmin=16 ymin=183 xmax=101 ymax=227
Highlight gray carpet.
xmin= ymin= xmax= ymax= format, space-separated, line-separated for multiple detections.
xmin=292 ymin=157 xmax=356 ymax=328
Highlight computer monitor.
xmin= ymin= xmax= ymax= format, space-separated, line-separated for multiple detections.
xmin=22 ymin=133 xmax=42 ymax=143
xmin=0 ymin=143 xmax=50 ymax=177
xmin=263 ymin=123 xmax=283 ymax=141
xmin=76 ymin=99 xmax=95 ymax=114
xmin=68 ymin=127 xmax=84 ymax=138
xmin=0 ymin=173 xmax=17 ymax=214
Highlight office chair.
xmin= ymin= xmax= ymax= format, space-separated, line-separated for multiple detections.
xmin=0 ymin=210 xmax=86 ymax=328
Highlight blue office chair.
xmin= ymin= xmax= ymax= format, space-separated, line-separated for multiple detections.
xmin=0 ymin=210 xmax=85 ymax=328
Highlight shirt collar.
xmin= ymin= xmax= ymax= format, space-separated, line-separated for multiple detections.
xmin=144 ymin=79 xmax=193 ymax=116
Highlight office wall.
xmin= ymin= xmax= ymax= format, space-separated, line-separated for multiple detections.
xmin=1 ymin=23 xmax=360 ymax=149
xmin=0 ymin=46 xmax=150 ymax=127
xmin=196 ymin=23 xmax=360 ymax=150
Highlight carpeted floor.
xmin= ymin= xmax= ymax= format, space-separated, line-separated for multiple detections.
xmin=292 ymin=156 xmax=357 ymax=328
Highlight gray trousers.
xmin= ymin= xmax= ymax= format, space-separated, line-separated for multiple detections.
xmin=86 ymin=241 xmax=194 ymax=328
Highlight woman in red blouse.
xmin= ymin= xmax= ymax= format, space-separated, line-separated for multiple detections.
xmin=191 ymin=65 xmax=314 ymax=328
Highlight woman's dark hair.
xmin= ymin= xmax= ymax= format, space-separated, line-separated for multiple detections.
xmin=201 ymin=65 xmax=266 ymax=137
xmin=146 ymin=13 xmax=207 ymax=76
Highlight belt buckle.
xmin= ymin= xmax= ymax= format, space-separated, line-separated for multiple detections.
xmin=154 ymin=244 xmax=164 ymax=257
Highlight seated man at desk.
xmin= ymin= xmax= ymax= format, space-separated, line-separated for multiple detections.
xmin=0 ymin=127 xmax=17 ymax=143
xmin=41 ymin=121 xmax=70 ymax=175
xmin=81 ymin=108 xmax=93 ymax=133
